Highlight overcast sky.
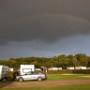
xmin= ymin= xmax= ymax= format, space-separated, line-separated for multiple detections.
xmin=0 ymin=0 xmax=90 ymax=58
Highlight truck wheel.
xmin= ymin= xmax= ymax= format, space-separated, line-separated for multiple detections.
xmin=18 ymin=77 xmax=24 ymax=82
xmin=38 ymin=77 xmax=42 ymax=81
xmin=2 ymin=78 xmax=7 ymax=81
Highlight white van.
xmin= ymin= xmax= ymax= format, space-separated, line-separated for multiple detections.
xmin=0 ymin=65 xmax=9 ymax=80
xmin=20 ymin=64 xmax=35 ymax=75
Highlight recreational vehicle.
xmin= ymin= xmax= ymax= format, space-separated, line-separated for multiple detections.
xmin=0 ymin=65 xmax=9 ymax=80
xmin=20 ymin=64 xmax=35 ymax=75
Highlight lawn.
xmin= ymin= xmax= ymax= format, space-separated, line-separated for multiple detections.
xmin=0 ymin=73 xmax=90 ymax=90
xmin=0 ymin=84 xmax=90 ymax=90
xmin=47 ymin=73 xmax=90 ymax=80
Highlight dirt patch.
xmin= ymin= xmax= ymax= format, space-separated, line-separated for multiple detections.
xmin=60 ymin=74 xmax=76 ymax=75
xmin=1 ymin=80 xmax=90 ymax=88
xmin=80 ymin=76 xmax=90 ymax=78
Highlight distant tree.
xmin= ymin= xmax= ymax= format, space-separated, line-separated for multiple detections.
xmin=75 ymin=53 xmax=88 ymax=66
xmin=57 ymin=55 xmax=69 ymax=69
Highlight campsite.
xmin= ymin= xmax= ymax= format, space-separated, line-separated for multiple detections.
xmin=0 ymin=73 xmax=90 ymax=90
xmin=0 ymin=56 xmax=90 ymax=90
xmin=1 ymin=0 xmax=90 ymax=90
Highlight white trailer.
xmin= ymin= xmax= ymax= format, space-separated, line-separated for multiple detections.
xmin=0 ymin=65 xmax=9 ymax=80
xmin=20 ymin=64 xmax=35 ymax=75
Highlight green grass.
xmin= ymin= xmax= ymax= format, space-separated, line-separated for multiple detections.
xmin=0 ymin=73 xmax=90 ymax=82
xmin=0 ymin=84 xmax=90 ymax=90
xmin=47 ymin=73 xmax=90 ymax=80
xmin=0 ymin=73 xmax=90 ymax=90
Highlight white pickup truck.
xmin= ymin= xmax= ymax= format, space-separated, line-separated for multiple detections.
xmin=16 ymin=72 xmax=46 ymax=81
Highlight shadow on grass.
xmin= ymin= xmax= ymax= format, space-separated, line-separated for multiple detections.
xmin=0 ymin=81 xmax=14 ymax=88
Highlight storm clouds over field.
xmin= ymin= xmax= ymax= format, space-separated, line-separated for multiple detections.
xmin=0 ymin=0 xmax=90 ymax=58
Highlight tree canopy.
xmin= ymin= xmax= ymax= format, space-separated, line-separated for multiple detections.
xmin=0 ymin=53 xmax=90 ymax=69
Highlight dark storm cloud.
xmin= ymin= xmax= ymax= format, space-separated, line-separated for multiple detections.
xmin=0 ymin=0 xmax=90 ymax=44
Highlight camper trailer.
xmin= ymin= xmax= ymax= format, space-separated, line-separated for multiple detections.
xmin=0 ymin=65 xmax=9 ymax=80
xmin=20 ymin=64 xmax=35 ymax=75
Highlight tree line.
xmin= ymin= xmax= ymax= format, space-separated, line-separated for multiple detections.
xmin=0 ymin=53 xmax=90 ymax=69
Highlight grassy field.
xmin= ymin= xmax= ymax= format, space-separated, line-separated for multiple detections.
xmin=48 ymin=73 xmax=90 ymax=80
xmin=1 ymin=84 xmax=90 ymax=90
xmin=0 ymin=73 xmax=90 ymax=90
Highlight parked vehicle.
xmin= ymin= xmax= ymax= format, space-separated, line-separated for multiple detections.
xmin=0 ymin=65 xmax=9 ymax=80
xmin=16 ymin=72 xmax=46 ymax=81
xmin=20 ymin=64 xmax=35 ymax=75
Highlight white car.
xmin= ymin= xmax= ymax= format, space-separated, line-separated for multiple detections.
xmin=16 ymin=72 xmax=46 ymax=81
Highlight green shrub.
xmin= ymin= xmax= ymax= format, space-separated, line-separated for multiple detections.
xmin=48 ymin=70 xmax=90 ymax=74
xmin=47 ymin=70 xmax=73 ymax=74
xmin=6 ymin=71 xmax=14 ymax=81
xmin=73 ymin=70 xmax=90 ymax=74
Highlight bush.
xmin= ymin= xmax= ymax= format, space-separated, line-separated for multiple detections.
xmin=73 ymin=70 xmax=90 ymax=74
xmin=6 ymin=71 xmax=14 ymax=81
xmin=47 ymin=70 xmax=90 ymax=74
xmin=47 ymin=70 xmax=73 ymax=74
